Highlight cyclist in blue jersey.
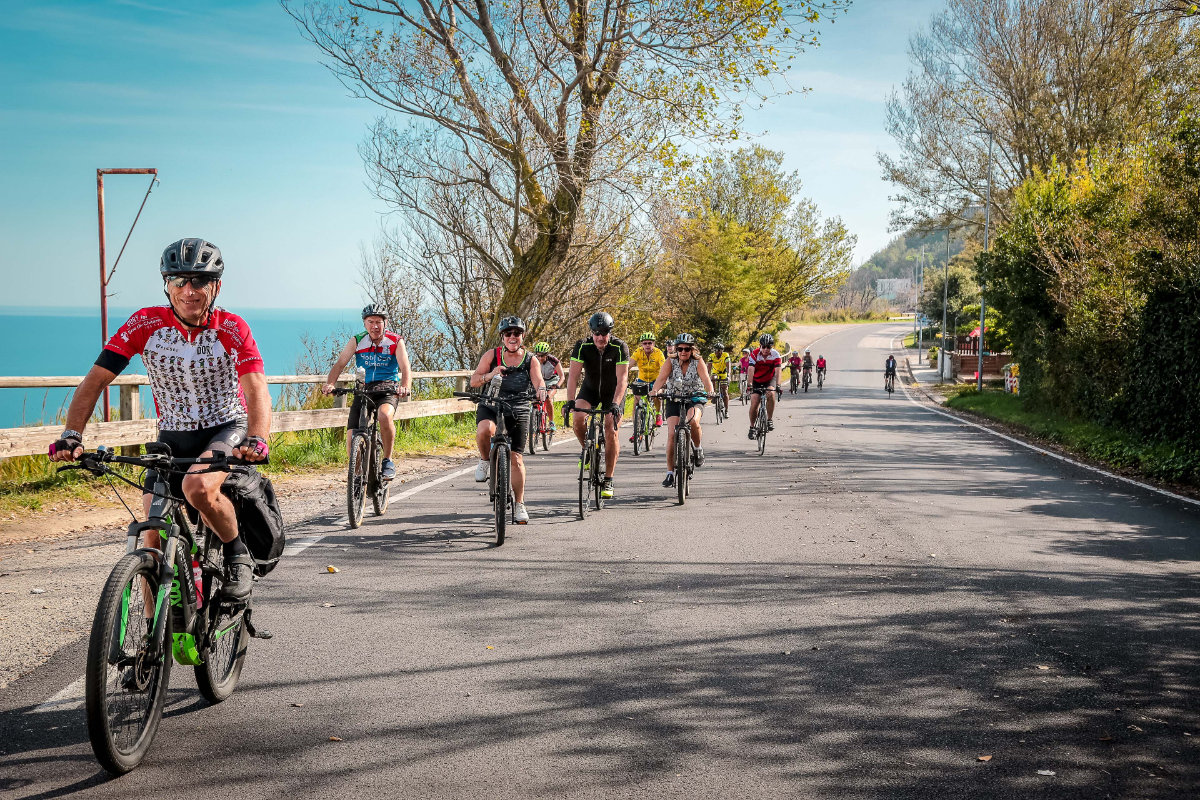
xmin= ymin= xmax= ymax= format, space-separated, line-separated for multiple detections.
xmin=322 ymin=304 xmax=412 ymax=480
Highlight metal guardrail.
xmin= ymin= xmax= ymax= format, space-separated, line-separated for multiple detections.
xmin=0 ymin=371 xmax=474 ymax=459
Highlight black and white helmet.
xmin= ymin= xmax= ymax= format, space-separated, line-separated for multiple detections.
xmin=759 ymin=333 xmax=775 ymax=348
xmin=588 ymin=311 xmax=615 ymax=334
xmin=674 ymin=333 xmax=696 ymax=346
xmin=160 ymin=238 xmax=223 ymax=277
xmin=361 ymin=303 xmax=386 ymax=320
xmin=498 ymin=315 xmax=526 ymax=333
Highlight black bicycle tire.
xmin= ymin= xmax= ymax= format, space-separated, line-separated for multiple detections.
xmin=676 ymin=428 xmax=687 ymax=505
xmin=594 ymin=433 xmax=606 ymax=511
xmin=541 ymin=409 xmax=550 ymax=451
xmin=194 ymin=539 xmax=248 ymax=704
xmin=528 ymin=408 xmax=539 ymax=455
xmin=632 ymin=404 xmax=643 ymax=456
xmin=578 ymin=442 xmax=590 ymax=520
xmin=347 ymin=433 xmax=368 ymax=529
xmin=494 ymin=444 xmax=508 ymax=545
xmin=372 ymin=434 xmax=390 ymax=516
xmin=757 ymin=406 xmax=767 ymax=456
xmin=85 ymin=551 xmax=172 ymax=775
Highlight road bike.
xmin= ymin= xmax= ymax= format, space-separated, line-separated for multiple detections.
xmin=817 ymin=368 xmax=825 ymax=390
xmin=750 ymin=386 xmax=771 ymax=455
xmin=712 ymin=379 xmax=728 ymax=424
xmin=570 ymin=405 xmax=611 ymax=519
xmin=331 ymin=383 xmax=392 ymax=528
xmin=59 ymin=447 xmax=272 ymax=774
xmin=802 ymin=366 xmax=812 ymax=393
xmin=885 ymin=371 xmax=896 ymax=395
xmin=630 ymin=382 xmax=656 ymax=455
xmin=454 ymin=390 xmax=533 ymax=545
xmin=660 ymin=393 xmax=709 ymax=505
xmin=738 ymin=371 xmax=748 ymax=405
xmin=789 ymin=367 xmax=800 ymax=394
xmin=527 ymin=395 xmax=554 ymax=454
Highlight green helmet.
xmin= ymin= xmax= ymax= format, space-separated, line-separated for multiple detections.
xmin=638 ymin=331 xmax=656 ymax=342
xmin=532 ymin=341 xmax=550 ymax=353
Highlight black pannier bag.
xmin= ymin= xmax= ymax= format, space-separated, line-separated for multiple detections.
xmin=221 ymin=467 xmax=285 ymax=576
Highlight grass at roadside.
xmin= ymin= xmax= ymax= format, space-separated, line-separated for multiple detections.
xmin=944 ymin=388 xmax=1200 ymax=488
xmin=786 ymin=309 xmax=891 ymax=325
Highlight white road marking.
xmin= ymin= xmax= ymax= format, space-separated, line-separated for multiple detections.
xmin=31 ymin=676 xmax=85 ymax=714
xmin=889 ymin=334 xmax=1200 ymax=510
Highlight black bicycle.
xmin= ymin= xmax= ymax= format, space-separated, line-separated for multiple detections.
xmin=817 ymin=368 xmax=825 ymax=389
xmin=661 ymin=393 xmax=709 ymax=505
xmin=527 ymin=395 xmax=554 ymax=454
xmin=885 ymin=371 xmax=896 ymax=395
xmin=331 ymin=384 xmax=391 ymax=528
xmin=630 ymin=382 xmax=656 ymax=455
xmin=58 ymin=446 xmax=271 ymax=774
xmin=789 ymin=366 xmax=800 ymax=394
xmin=750 ymin=387 xmax=771 ymax=455
xmin=454 ymin=390 xmax=532 ymax=544
xmin=569 ymin=405 xmax=611 ymax=519
xmin=802 ymin=366 xmax=812 ymax=393
xmin=713 ymin=379 xmax=728 ymax=424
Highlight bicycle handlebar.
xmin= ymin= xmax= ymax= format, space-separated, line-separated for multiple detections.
xmin=56 ymin=447 xmax=264 ymax=477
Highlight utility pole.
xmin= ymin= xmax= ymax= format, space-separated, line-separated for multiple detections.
xmin=977 ymin=131 xmax=994 ymax=391
xmin=942 ymin=228 xmax=951 ymax=381
xmin=917 ymin=245 xmax=925 ymax=364
xmin=97 ymin=168 xmax=157 ymax=420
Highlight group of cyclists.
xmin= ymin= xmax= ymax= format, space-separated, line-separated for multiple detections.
xmin=46 ymin=237 xmax=851 ymax=599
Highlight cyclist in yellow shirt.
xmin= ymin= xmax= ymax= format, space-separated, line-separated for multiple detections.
xmin=630 ymin=332 xmax=665 ymax=429
xmin=707 ymin=342 xmax=732 ymax=412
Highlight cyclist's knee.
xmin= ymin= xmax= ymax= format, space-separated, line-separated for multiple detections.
xmin=181 ymin=471 xmax=221 ymax=507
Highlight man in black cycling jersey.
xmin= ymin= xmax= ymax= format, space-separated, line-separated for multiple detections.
xmin=564 ymin=311 xmax=630 ymax=499
xmin=885 ymin=354 xmax=898 ymax=389
xmin=48 ymin=239 xmax=270 ymax=600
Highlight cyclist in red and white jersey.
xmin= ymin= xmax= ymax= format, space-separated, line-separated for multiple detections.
xmin=746 ymin=334 xmax=782 ymax=438
xmin=49 ymin=238 xmax=270 ymax=600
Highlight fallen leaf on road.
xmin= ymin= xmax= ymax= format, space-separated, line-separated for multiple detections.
xmin=329 ymin=736 xmax=344 ymax=742
xmin=30 ymin=588 xmax=46 ymax=594
xmin=1099 ymin=735 xmax=1113 ymax=741
xmin=292 ymin=703 xmax=305 ymax=707
xmin=783 ymin=650 xmax=792 ymax=655
xmin=1037 ymin=770 xmax=1056 ymax=776
xmin=485 ymin=645 xmax=494 ymax=650
xmin=326 ymin=565 xmax=339 ymax=573
xmin=929 ymin=554 xmax=937 ymax=558
xmin=1035 ymin=665 xmax=1050 ymax=670
xmin=977 ymin=755 xmax=992 ymax=762
xmin=321 ymin=603 xmax=335 ymax=608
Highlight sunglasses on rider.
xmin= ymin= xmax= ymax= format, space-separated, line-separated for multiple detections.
xmin=165 ymin=274 xmax=218 ymax=290
xmin=502 ymin=329 xmax=524 ymax=338
xmin=675 ymin=346 xmax=693 ymax=353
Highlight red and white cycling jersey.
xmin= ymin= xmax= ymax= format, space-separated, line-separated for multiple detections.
xmin=748 ymin=347 xmax=782 ymax=384
xmin=102 ymin=306 xmax=264 ymax=431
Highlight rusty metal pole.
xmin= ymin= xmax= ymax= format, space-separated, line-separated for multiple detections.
xmin=97 ymin=170 xmax=110 ymax=421
xmin=96 ymin=168 xmax=158 ymax=422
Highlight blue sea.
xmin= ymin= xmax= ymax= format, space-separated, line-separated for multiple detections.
xmin=0 ymin=306 xmax=364 ymax=429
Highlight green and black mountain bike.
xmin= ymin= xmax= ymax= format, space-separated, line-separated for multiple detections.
xmin=59 ymin=446 xmax=272 ymax=774
xmin=331 ymin=382 xmax=392 ymax=528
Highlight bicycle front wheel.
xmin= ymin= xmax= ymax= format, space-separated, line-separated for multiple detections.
xmin=675 ymin=432 xmax=688 ymax=505
xmin=493 ymin=446 xmax=509 ymax=545
xmin=372 ymin=436 xmax=390 ymax=516
xmin=85 ymin=551 xmax=172 ymax=775
xmin=528 ymin=409 xmax=539 ymax=455
xmin=577 ymin=444 xmax=591 ymax=520
xmin=632 ymin=405 xmax=643 ymax=456
xmin=347 ymin=432 xmax=368 ymax=529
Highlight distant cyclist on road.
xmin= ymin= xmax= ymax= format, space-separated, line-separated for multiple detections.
xmin=707 ymin=342 xmax=732 ymax=411
xmin=652 ymin=333 xmax=715 ymax=488
xmin=322 ymin=304 xmax=412 ymax=481
xmin=746 ymin=334 xmax=782 ymax=438
xmin=885 ymin=354 xmax=898 ymax=389
xmin=564 ymin=311 xmax=630 ymax=499
xmin=816 ymin=354 xmax=828 ymax=380
xmin=48 ymin=238 xmax=269 ymax=600
xmin=532 ymin=340 xmax=562 ymax=434
xmin=468 ymin=316 xmax=548 ymax=524
xmin=629 ymin=332 xmax=665 ymax=432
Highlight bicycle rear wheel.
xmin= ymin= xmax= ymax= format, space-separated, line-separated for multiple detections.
xmin=528 ymin=408 xmax=539 ymax=455
xmin=632 ymin=404 xmax=643 ymax=456
xmin=85 ymin=551 xmax=172 ymax=775
xmin=541 ymin=404 xmax=551 ymax=451
xmin=194 ymin=541 xmax=249 ymax=704
xmin=347 ymin=432 xmax=368 ymax=529
xmin=594 ymin=436 xmax=606 ymax=510
xmin=372 ymin=435 xmax=390 ymax=516
xmin=493 ymin=445 xmax=509 ymax=545
xmin=757 ymin=408 xmax=767 ymax=456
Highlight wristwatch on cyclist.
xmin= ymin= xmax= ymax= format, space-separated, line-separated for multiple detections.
xmin=61 ymin=429 xmax=84 ymax=442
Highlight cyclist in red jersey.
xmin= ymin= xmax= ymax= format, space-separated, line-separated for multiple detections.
xmin=746 ymin=333 xmax=782 ymax=437
xmin=49 ymin=239 xmax=270 ymax=600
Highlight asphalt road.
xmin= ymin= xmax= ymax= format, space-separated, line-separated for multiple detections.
xmin=2 ymin=323 xmax=1198 ymax=799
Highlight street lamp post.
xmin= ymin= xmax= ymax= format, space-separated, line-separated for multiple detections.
xmin=977 ymin=131 xmax=994 ymax=391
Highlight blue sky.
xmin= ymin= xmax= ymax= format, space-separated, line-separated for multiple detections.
xmin=1 ymin=0 xmax=942 ymax=312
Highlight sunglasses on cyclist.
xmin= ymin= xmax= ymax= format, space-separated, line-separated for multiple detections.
xmin=501 ymin=329 xmax=524 ymax=338
xmin=165 ymin=275 xmax=218 ymax=290
xmin=676 ymin=346 xmax=693 ymax=353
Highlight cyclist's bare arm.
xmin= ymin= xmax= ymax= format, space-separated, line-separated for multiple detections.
xmin=49 ymin=365 xmax=118 ymax=461
xmin=529 ymin=356 xmax=547 ymax=398
xmin=469 ymin=350 xmax=502 ymax=389
xmin=697 ymin=359 xmax=715 ymax=396
xmin=649 ymin=358 xmax=671 ymax=395
xmin=322 ymin=338 xmax=357 ymax=395
xmin=611 ymin=363 xmax=630 ymax=408
xmin=235 ymin=371 xmax=272 ymax=462
xmin=565 ymin=360 xmax=583 ymax=404
xmin=396 ymin=339 xmax=413 ymax=397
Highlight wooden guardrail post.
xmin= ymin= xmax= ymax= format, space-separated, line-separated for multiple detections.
xmin=118 ymin=384 xmax=141 ymax=456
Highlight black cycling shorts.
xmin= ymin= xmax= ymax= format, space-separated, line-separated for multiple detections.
xmin=751 ymin=380 xmax=775 ymax=392
xmin=348 ymin=381 xmax=400 ymax=430
xmin=664 ymin=397 xmax=706 ymax=419
xmin=144 ymin=420 xmax=247 ymax=497
xmin=476 ymin=403 xmax=530 ymax=451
